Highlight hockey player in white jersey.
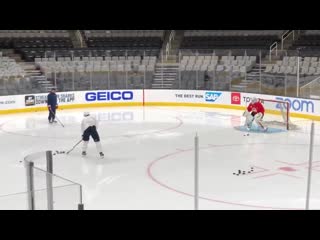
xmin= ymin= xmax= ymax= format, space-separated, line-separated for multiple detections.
xmin=81 ymin=112 xmax=104 ymax=158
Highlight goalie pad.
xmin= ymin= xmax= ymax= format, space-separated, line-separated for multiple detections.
xmin=254 ymin=112 xmax=264 ymax=124
xmin=245 ymin=113 xmax=254 ymax=127
xmin=243 ymin=110 xmax=251 ymax=117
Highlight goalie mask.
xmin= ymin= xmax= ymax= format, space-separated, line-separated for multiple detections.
xmin=251 ymin=97 xmax=258 ymax=103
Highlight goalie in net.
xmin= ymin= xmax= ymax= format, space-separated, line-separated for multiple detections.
xmin=243 ymin=97 xmax=297 ymax=131
xmin=243 ymin=97 xmax=268 ymax=132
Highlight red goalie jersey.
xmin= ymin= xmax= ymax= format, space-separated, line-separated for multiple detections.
xmin=247 ymin=101 xmax=265 ymax=115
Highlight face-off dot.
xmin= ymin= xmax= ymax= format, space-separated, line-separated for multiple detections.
xmin=278 ymin=167 xmax=297 ymax=172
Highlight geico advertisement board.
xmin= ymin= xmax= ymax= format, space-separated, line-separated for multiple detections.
xmin=83 ymin=90 xmax=142 ymax=103
xmin=230 ymin=92 xmax=319 ymax=115
xmin=145 ymin=90 xmax=230 ymax=104
xmin=24 ymin=90 xmax=141 ymax=107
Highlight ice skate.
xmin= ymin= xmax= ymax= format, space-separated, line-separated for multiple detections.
xmin=82 ymin=151 xmax=86 ymax=157
xmin=99 ymin=152 xmax=104 ymax=159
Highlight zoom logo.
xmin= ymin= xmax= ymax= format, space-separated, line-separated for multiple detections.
xmin=275 ymin=97 xmax=314 ymax=113
xmin=85 ymin=91 xmax=134 ymax=102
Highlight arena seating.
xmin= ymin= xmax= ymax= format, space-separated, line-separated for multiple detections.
xmin=181 ymin=30 xmax=285 ymax=50
xmin=34 ymin=56 xmax=157 ymax=91
xmin=0 ymin=31 xmax=72 ymax=50
xmin=0 ymin=54 xmax=27 ymax=95
xmin=264 ymin=56 xmax=320 ymax=76
xmin=83 ymin=30 xmax=164 ymax=55
xmin=176 ymin=55 xmax=257 ymax=90
xmin=289 ymin=30 xmax=320 ymax=57
xmin=19 ymin=48 xmax=160 ymax=62
xmin=0 ymin=56 xmax=25 ymax=78
xmin=179 ymin=55 xmax=256 ymax=73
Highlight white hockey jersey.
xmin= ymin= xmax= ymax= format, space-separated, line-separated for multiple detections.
xmin=81 ymin=115 xmax=99 ymax=132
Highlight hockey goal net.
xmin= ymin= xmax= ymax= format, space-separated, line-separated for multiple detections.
xmin=259 ymin=99 xmax=298 ymax=130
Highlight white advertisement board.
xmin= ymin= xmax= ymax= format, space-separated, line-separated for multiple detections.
xmin=0 ymin=95 xmax=20 ymax=110
xmin=145 ymin=89 xmax=230 ymax=105
xmin=0 ymin=90 xmax=143 ymax=111
xmin=0 ymin=89 xmax=319 ymax=118
xmin=229 ymin=92 xmax=319 ymax=116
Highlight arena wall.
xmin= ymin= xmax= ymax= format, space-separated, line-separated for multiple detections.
xmin=0 ymin=90 xmax=319 ymax=120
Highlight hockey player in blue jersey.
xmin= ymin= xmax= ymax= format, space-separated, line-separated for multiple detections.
xmin=47 ymin=88 xmax=58 ymax=123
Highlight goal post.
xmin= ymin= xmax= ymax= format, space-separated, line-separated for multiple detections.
xmin=259 ymin=98 xmax=291 ymax=130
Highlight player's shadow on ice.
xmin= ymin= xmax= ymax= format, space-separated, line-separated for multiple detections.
xmin=234 ymin=125 xmax=286 ymax=134
xmin=83 ymin=156 xmax=134 ymax=165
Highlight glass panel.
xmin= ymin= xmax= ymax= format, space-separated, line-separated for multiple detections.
xmin=0 ymin=192 xmax=28 ymax=210
xmin=52 ymin=184 xmax=81 ymax=210
xmin=23 ymin=151 xmax=83 ymax=210
xmin=0 ymin=47 xmax=319 ymax=99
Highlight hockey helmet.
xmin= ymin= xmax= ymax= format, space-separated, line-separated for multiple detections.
xmin=252 ymin=97 xmax=258 ymax=103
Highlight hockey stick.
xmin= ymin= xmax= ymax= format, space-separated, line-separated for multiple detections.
xmin=66 ymin=139 xmax=83 ymax=155
xmin=49 ymin=108 xmax=65 ymax=128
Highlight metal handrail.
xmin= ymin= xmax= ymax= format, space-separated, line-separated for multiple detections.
xmin=165 ymin=30 xmax=175 ymax=60
xmin=300 ymin=75 xmax=320 ymax=90
xmin=281 ymin=30 xmax=295 ymax=50
xmin=269 ymin=42 xmax=278 ymax=61
xmin=75 ymin=30 xmax=84 ymax=48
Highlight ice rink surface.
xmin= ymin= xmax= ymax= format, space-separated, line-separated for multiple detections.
xmin=0 ymin=106 xmax=319 ymax=210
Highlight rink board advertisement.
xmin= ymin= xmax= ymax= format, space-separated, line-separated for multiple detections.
xmin=0 ymin=90 xmax=143 ymax=113
xmin=0 ymin=95 xmax=19 ymax=110
xmin=230 ymin=92 xmax=317 ymax=116
xmin=0 ymin=89 xmax=319 ymax=120
xmin=144 ymin=90 xmax=230 ymax=105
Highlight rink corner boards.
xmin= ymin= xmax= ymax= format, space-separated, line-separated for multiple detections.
xmin=1 ymin=101 xmax=320 ymax=121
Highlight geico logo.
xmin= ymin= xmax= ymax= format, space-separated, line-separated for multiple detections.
xmin=85 ymin=91 xmax=134 ymax=101
xmin=275 ymin=97 xmax=314 ymax=113
xmin=98 ymin=112 xmax=134 ymax=121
